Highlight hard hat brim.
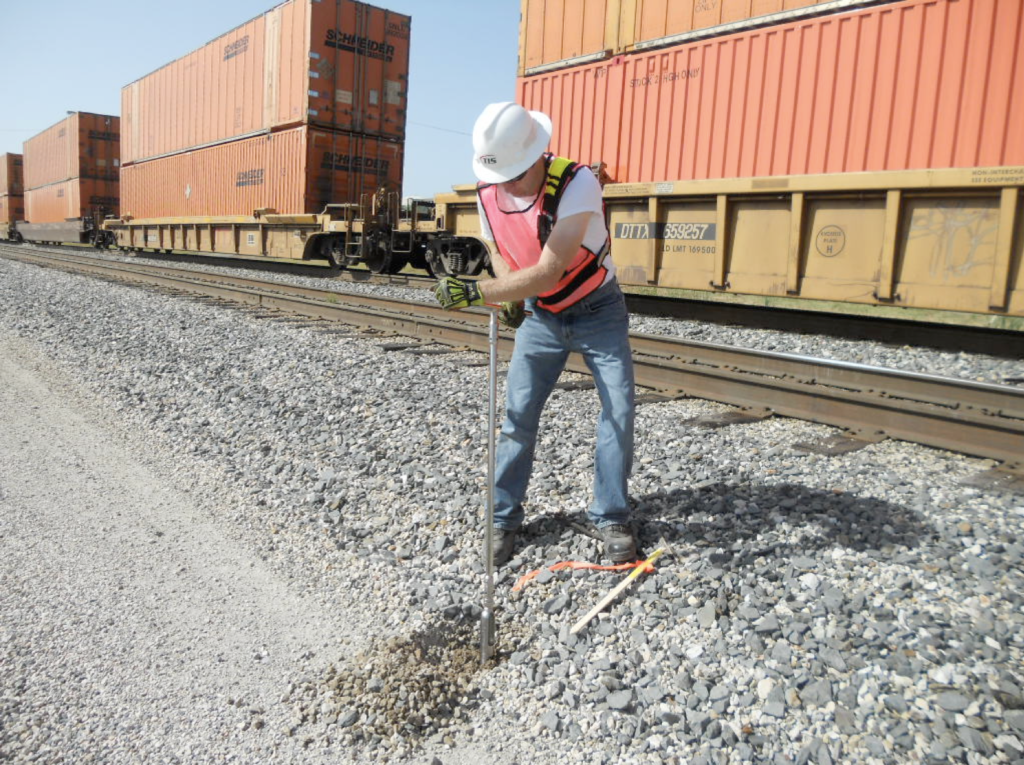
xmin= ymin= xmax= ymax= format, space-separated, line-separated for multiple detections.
xmin=472 ymin=110 xmax=553 ymax=184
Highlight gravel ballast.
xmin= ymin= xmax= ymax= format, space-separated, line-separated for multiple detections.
xmin=0 ymin=257 xmax=1022 ymax=765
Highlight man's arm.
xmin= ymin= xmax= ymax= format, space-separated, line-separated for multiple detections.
xmin=488 ymin=244 xmax=511 ymax=278
xmin=475 ymin=211 xmax=591 ymax=304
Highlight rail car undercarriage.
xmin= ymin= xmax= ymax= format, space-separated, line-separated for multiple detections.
xmin=17 ymin=217 xmax=115 ymax=248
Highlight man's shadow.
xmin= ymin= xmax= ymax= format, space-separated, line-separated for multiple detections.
xmin=519 ymin=479 xmax=935 ymax=565
xmin=632 ymin=480 xmax=935 ymax=561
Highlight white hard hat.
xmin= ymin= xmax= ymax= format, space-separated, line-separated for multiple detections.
xmin=471 ymin=102 xmax=553 ymax=183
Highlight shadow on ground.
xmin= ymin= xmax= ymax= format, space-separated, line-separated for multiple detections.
xmin=515 ymin=480 xmax=935 ymax=567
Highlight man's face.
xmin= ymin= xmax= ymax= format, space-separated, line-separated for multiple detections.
xmin=500 ymin=159 xmax=542 ymax=198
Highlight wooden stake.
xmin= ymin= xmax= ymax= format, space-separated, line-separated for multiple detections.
xmin=569 ymin=547 xmax=666 ymax=635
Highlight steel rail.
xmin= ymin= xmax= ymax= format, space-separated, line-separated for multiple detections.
xmin=2 ymin=245 xmax=1022 ymax=472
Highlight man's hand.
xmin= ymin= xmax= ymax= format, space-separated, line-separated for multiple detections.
xmin=434 ymin=277 xmax=485 ymax=310
xmin=498 ymin=301 xmax=526 ymax=329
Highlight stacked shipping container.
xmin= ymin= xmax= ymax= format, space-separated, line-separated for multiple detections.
xmin=518 ymin=0 xmax=1024 ymax=184
xmin=518 ymin=0 xmax=895 ymax=74
xmin=0 ymin=154 xmax=24 ymax=233
xmin=121 ymin=0 xmax=410 ymax=219
xmin=22 ymin=113 xmax=120 ymax=224
xmin=120 ymin=126 xmax=403 ymax=219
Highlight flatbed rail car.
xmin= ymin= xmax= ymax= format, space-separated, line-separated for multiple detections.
xmin=434 ymin=166 xmax=1024 ymax=330
xmin=601 ymin=166 xmax=1024 ymax=330
xmin=17 ymin=213 xmax=117 ymax=248
xmin=104 ymin=187 xmax=491 ymax=277
xmin=413 ymin=165 xmax=1024 ymax=330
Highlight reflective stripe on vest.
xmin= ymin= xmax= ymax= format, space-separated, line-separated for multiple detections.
xmin=478 ymin=154 xmax=608 ymax=314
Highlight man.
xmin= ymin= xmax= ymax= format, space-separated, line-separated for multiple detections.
xmin=434 ymin=101 xmax=636 ymax=565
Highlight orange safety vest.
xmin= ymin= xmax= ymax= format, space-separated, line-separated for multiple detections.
xmin=478 ymin=154 xmax=609 ymax=313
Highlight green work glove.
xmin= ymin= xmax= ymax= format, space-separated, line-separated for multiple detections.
xmin=498 ymin=301 xmax=526 ymax=329
xmin=434 ymin=276 xmax=485 ymax=310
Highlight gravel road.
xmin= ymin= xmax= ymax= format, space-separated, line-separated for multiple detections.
xmin=0 ymin=333 xmax=369 ymax=763
xmin=1 ymin=256 xmax=1022 ymax=764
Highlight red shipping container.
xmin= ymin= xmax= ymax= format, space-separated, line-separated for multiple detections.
xmin=518 ymin=0 xmax=1024 ymax=182
xmin=121 ymin=0 xmax=410 ymax=165
xmin=120 ymin=125 xmax=403 ymax=219
xmin=22 ymin=113 xmax=120 ymax=190
xmin=0 ymin=153 xmax=23 ymax=196
xmin=0 ymin=195 xmax=25 ymax=225
xmin=24 ymin=178 xmax=120 ymax=224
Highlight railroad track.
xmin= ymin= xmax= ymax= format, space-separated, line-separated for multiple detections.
xmin=3 ymin=244 xmax=1022 ymax=490
xmin=26 ymin=243 xmax=1024 ymax=358
xmin=8 ymin=242 xmax=439 ymax=289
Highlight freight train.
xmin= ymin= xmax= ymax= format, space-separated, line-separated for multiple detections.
xmin=1 ymin=0 xmax=1022 ymax=330
xmin=0 ymin=113 xmax=120 ymax=248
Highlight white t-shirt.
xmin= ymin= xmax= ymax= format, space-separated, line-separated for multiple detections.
xmin=477 ymin=166 xmax=617 ymax=283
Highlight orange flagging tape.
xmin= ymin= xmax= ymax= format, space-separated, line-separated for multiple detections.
xmin=512 ymin=558 xmax=656 ymax=591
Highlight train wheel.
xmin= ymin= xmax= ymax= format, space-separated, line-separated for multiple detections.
xmin=408 ymin=243 xmax=433 ymax=277
xmin=322 ymin=237 xmax=346 ymax=271
xmin=363 ymin=238 xmax=392 ymax=274
xmin=386 ymin=255 xmax=409 ymax=275
xmin=426 ymin=243 xmax=468 ymax=277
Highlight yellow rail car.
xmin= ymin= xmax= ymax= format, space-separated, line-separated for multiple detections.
xmin=106 ymin=166 xmax=1024 ymax=332
xmin=436 ymin=166 xmax=1024 ymax=331
xmin=601 ymin=166 xmax=1024 ymax=330
xmin=105 ymin=189 xmax=491 ymax=277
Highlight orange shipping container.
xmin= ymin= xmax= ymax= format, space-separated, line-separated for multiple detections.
xmin=22 ymin=113 xmax=120 ymax=190
xmin=120 ymin=126 xmax=403 ymax=219
xmin=121 ymin=0 xmax=410 ymax=165
xmin=24 ymin=178 xmax=120 ymax=224
xmin=518 ymin=0 xmax=892 ymax=74
xmin=519 ymin=0 xmax=1024 ymax=183
xmin=0 ymin=154 xmax=23 ymax=196
xmin=0 ymin=195 xmax=25 ymax=225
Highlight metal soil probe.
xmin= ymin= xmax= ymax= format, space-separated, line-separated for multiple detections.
xmin=480 ymin=307 xmax=498 ymax=664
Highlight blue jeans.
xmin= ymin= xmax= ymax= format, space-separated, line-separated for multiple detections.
xmin=493 ymin=280 xmax=635 ymax=531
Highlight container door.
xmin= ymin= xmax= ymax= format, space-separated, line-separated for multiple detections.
xmin=308 ymin=0 xmax=410 ymax=141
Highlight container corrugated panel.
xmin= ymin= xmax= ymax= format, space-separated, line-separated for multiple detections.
xmin=120 ymin=126 xmax=403 ymax=219
xmin=0 ymin=154 xmax=23 ymax=195
xmin=22 ymin=113 xmax=120 ymax=190
xmin=517 ymin=0 xmax=887 ymax=74
xmin=0 ymin=195 xmax=25 ymax=224
xmin=627 ymin=0 xmax=824 ymax=47
xmin=519 ymin=0 xmax=614 ymax=73
xmin=121 ymin=0 xmax=410 ymax=165
xmin=24 ymin=178 xmax=120 ymax=224
xmin=519 ymin=0 xmax=1024 ymax=183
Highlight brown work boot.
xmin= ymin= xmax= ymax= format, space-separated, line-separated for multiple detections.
xmin=491 ymin=528 xmax=517 ymax=566
xmin=600 ymin=524 xmax=637 ymax=563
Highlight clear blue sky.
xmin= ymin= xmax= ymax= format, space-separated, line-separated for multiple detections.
xmin=0 ymin=0 xmax=520 ymax=199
